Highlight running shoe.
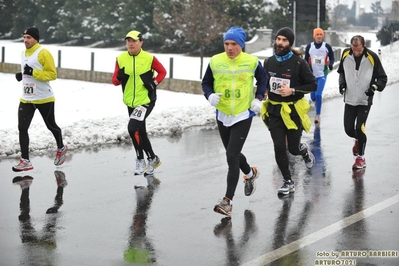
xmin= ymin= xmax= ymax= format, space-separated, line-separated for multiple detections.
xmin=134 ymin=159 xmax=146 ymax=175
xmin=145 ymin=155 xmax=162 ymax=175
xmin=352 ymin=156 xmax=366 ymax=169
xmin=148 ymin=155 xmax=161 ymax=169
xmin=278 ymin=180 xmax=295 ymax=195
xmin=243 ymin=166 xmax=260 ymax=196
xmin=54 ymin=145 xmax=68 ymax=166
xmin=12 ymin=158 xmax=33 ymax=172
xmin=214 ymin=197 xmax=232 ymax=216
xmin=301 ymin=142 xmax=315 ymax=169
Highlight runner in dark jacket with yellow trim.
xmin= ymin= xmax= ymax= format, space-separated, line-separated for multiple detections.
xmin=261 ymin=27 xmax=317 ymax=196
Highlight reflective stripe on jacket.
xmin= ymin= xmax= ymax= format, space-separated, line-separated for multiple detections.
xmin=210 ymin=52 xmax=258 ymax=115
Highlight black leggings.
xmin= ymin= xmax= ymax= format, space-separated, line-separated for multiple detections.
xmin=268 ymin=114 xmax=305 ymax=181
xmin=343 ymin=104 xmax=371 ymax=156
xmin=18 ymin=102 xmax=64 ymax=160
xmin=217 ymin=118 xmax=252 ymax=200
xmin=127 ymin=102 xmax=155 ymax=160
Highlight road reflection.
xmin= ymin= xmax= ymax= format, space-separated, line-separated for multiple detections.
xmin=213 ymin=209 xmax=257 ymax=266
xmin=335 ymin=169 xmax=367 ymax=251
xmin=124 ymin=174 xmax=160 ymax=263
xmin=266 ymin=194 xmax=314 ymax=265
xmin=12 ymin=171 xmax=67 ymax=265
xmin=311 ymin=125 xmax=327 ymax=178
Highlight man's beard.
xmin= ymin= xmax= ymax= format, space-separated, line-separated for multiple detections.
xmin=274 ymin=43 xmax=291 ymax=56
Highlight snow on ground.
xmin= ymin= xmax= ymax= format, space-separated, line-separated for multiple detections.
xmin=0 ymin=32 xmax=397 ymax=158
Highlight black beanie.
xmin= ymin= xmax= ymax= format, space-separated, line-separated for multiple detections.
xmin=276 ymin=27 xmax=295 ymax=46
xmin=23 ymin=27 xmax=40 ymax=42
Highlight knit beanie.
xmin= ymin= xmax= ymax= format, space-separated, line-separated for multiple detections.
xmin=223 ymin=27 xmax=246 ymax=48
xmin=275 ymin=27 xmax=295 ymax=46
xmin=313 ymin=28 xmax=324 ymax=38
xmin=23 ymin=27 xmax=40 ymax=42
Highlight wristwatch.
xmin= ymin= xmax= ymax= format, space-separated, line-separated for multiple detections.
xmin=292 ymin=88 xmax=295 ymax=95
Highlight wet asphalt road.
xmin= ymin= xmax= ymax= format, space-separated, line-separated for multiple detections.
xmin=1 ymin=84 xmax=399 ymax=266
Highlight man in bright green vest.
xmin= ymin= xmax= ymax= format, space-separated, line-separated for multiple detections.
xmin=202 ymin=26 xmax=267 ymax=216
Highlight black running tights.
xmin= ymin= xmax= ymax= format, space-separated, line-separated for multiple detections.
xmin=343 ymin=104 xmax=371 ymax=156
xmin=18 ymin=102 xmax=64 ymax=160
xmin=268 ymin=114 xmax=304 ymax=181
xmin=217 ymin=118 xmax=252 ymax=201
xmin=127 ymin=102 xmax=155 ymax=160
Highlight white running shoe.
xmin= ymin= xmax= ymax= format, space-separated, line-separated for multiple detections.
xmin=134 ymin=159 xmax=146 ymax=175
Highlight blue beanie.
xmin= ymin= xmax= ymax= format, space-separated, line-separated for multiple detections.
xmin=223 ymin=27 xmax=246 ymax=48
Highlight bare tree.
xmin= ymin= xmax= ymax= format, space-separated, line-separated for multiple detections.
xmin=328 ymin=0 xmax=350 ymax=30
xmin=154 ymin=0 xmax=232 ymax=78
xmin=371 ymin=1 xmax=384 ymax=16
xmin=180 ymin=0 xmax=232 ymax=78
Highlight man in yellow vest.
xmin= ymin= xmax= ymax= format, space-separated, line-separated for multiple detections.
xmin=202 ymin=26 xmax=267 ymax=216
xmin=112 ymin=30 xmax=167 ymax=176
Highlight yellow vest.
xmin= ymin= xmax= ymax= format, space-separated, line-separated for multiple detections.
xmin=261 ymin=98 xmax=311 ymax=133
xmin=117 ymin=50 xmax=153 ymax=108
xmin=210 ymin=52 xmax=258 ymax=115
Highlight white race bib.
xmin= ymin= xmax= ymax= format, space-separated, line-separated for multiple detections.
xmin=129 ymin=106 xmax=147 ymax=121
xmin=269 ymin=77 xmax=291 ymax=95
xmin=312 ymin=55 xmax=324 ymax=66
xmin=22 ymin=82 xmax=36 ymax=97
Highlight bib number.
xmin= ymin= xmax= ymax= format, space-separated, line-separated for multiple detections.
xmin=23 ymin=83 xmax=36 ymax=97
xmin=130 ymin=106 xmax=147 ymax=121
xmin=269 ymin=77 xmax=290 ymax=95
xmin=312 ymin=56 xmax=324 ymax=66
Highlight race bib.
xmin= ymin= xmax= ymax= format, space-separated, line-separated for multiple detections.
xmin=23 ymin=82 xmax=36 ymax=97
xmin=312 ymin=56 xmax=324 ymax=66
xmin=130 ymin=106 xmax=147 ymax=121
xmin=269 ymin=77 xmax=290 ymax=95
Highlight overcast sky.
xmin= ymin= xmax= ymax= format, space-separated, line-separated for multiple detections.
xmin=331 ymin=0 xmax=393 ymax=12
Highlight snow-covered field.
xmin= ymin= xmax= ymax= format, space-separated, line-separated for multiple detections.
xmin=1 ymin=32 xmax=397 ymax=158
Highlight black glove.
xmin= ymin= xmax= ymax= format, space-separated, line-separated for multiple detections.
xmin=140 ymin=70 xmax=157 ymax=101
xmin=23 ymin=64 xmax=33 ymax=76
xmin=15 ymin=72 xmax=22 ymax=82
xmin=144 ymin=80 xmax=157 ymax=101
xmin=117 ymin=67 xmax=129 ymax=82
xmin=339 ymin=85 xmax=346 ymax=95
xmin=329 ymin=64 xmax=333 ymax=71
xmin=365 ymin=84 xmax=377 ymax=96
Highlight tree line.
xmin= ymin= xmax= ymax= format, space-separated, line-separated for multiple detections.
xmin=0 ymin=0 xmax=331 ymax=55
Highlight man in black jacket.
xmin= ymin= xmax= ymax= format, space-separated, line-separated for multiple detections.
xmin=262 ymin=27 xmax=317 ymax=196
